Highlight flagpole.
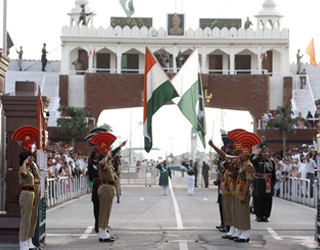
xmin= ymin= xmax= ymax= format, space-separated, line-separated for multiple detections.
xmin=1 ymin=0 xmax=7 ymax=211
xmin=2 ymin=0 xmax=7 ymax=55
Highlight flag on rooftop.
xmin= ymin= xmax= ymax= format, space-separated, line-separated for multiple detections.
xmin=305 ymin=38 xmax=317 ymax=66
xmin=119 ymin=0 xmax=135 ymax=17
xmin=143 ymin=47 xmax=179 ymax=152
xmin=172 ymin=49 xmax=207 ymax=148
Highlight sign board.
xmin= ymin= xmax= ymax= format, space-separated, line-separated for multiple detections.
xmin=111 ymin=17 xmax=152 ymax=28
xmin=200 ymin=18 xmax=241 ymax=30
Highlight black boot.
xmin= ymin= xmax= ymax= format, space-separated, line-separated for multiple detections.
xmin=117 ymin=196 xmax=120 ymax=203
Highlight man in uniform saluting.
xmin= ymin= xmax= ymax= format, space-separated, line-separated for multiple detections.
xmin=90 ymin=132 xmax=118 ymax=243
xmin=233 ymin=132 xmax=261 ymax=243
xmin=12 ymin=125 xmax=43 ymax=250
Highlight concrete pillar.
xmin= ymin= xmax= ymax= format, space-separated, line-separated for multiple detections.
xmin=201 ymin=47 xmax=207 ymax=74
xmin=229 ymin=47 xmax=235 ymax=75
xmin=117 ymin=44 xmax=122 ymax=74
xmin=117 ymin=54 xmax=122 ymax=74
xmin=258 ymin=47 xmax=262 ymax=74
xmin=88 ymin=46 xmax=93 ymax=73
xmin=173 ymin=46 xmax=178 ymax=73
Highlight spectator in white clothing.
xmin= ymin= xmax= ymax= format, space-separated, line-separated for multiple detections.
xmin=304 ymin=153 xmax=316 ymax=197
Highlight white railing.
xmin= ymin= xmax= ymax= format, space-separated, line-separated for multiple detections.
xmin=47 ymin=175 xmax=89 ymax=207
xmin=279 ymin=176 xmax=317 ymax=207
xmin=66 ymin=68 xmax=271 ymax=75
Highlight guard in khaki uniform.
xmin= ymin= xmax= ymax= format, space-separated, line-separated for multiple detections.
xmin=233 ymin=132 xmax=262 ymax=243
xmin=18 ymin=151 xmax=35 ymax=250
xmin=208 ymin=137 xmax=242 ymax=235
xmin=12 ymin=125 xmax=41 ymax=250
xmin=28 ymin=160 xmax=42 ymax=250
xmin=90 ymin=132 xmax=118 ymax=243
xmin=225 ymin=129 xmax=246 ymax=239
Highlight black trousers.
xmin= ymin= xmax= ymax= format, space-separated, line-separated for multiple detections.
xmin=92 ymin=183 xmax=100 ymax=230
xmin=93 ymin=200 xmax=99 ymax=230
xmin=218 ymin=193 xmax=224 ymax=226
xmin=254 ymin=196 xmax=272 ymax=218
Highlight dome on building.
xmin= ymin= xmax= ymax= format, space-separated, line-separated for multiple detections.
xmin=69 ymin=0 xmax=92 ymax=14
xmin=255 ymin=0 xmax=283 ymax=30
xmin=68 ymin=0 xmax=95 ymax=27
xmin=258 ymin=0 xmax=281 ymax=16
xmin=263 ymin=0 xmax=277 ymax=8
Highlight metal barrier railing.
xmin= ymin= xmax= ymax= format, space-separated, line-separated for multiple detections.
xmin=120 ymin=165 xmax=157 ymax=186
xmin=47 ymin=175 xmax=89 ymax=207
xmin=279 ymin=176 xmax=317 ymax=207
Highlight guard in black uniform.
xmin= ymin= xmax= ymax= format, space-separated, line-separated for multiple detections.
xmin=250 ymin=147 xmax=276 ymax=222
xmin=88 ymin=146 xmax=101 ymax=233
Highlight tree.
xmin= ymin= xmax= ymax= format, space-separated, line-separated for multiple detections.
xmin=56 ymin=106 xmax=93 ymax=149
xmin=266 ymin=104 xmax=306 ymax=157
xmin=99 ymin=123 xmax=113 ymax=132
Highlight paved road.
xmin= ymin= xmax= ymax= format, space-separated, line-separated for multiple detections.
xmin=2 ymin=175 xmax=319 ymax=249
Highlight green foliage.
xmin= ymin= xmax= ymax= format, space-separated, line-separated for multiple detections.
xmin=56 ymin=106 xmax=93 ymax=140
xmin=99 ymin=123 xmax=113 ymax=132
xmin=266 ymin=104 xmax=306 ymax=156
xmin=266 ymin=104 xmax=305 ymax=135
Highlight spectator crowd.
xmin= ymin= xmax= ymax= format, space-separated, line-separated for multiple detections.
xmin=47 ymin=141 xmax=89 ymax=181
xmin=273 ymin=140 xmax=319 ymax=198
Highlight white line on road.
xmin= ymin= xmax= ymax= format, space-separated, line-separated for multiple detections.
xmin=203 ymin=198 xmax=208 ymax=201
xmin=266 ymin=227 xmax=283 ymax=240
xmin=179 ymin=241 xmax=188 ymax=250
xmin=79 ymin=226 xmax=94 ymax=239
xmin=169 ymin=179 xmax=184 ymax=230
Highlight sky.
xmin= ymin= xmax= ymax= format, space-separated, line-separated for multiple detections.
xmin=0 ymin=0 xmax=318 ymax=160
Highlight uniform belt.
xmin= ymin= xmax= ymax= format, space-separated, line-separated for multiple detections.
xmin=255 ymin=173 xmax=271 ymax=179
xmin=102 ymin=181 xmax=115 ymax=185
xmin=94 ymin=178 xmax=101 ymax=184
xmin=22 ymin=186 xmax=34 ymax=191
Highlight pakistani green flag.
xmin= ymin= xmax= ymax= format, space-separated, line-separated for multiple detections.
xmin=119 ymin=0 xmax=135 ymax=17
xmin=172 ymin=49 xmax=206 ymax=148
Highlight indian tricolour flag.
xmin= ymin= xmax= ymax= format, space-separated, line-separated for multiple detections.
xmin=172 ymin=49 xmax=206 ymax=148
xmin=143 ymin=47 xmax=179 ymax=152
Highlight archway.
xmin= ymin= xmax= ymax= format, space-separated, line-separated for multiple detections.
xmin=97 ymin=106 xmax=254 ymax=162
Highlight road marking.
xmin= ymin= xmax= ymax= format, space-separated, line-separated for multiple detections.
xmin=140 ymin=197 xmax=144 ymax=201
xmin=266 ymin=227 xmax=283 ymax=240
xmin=46 ymin=234 xmax=86 ymax=237
xmin=179 ymin=241 xmax=188 ymax=250
xmin=80 ymin=226 xmax=94 ymax=239
xmin=169 ymin=178 xmax=184 ymax=229
xmin=203 ymin=198 xmax=208 ymax=201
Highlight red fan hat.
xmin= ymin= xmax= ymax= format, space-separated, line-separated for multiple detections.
xmin=227 ymin=129 xmax=247 ymax=151
xmin=89 ymin=132 xmax=117 ymax=154
xmin=12 ymin=125 xmax=40 ymax=152
xmin=236 ymin=132 xmax=262 ymax=156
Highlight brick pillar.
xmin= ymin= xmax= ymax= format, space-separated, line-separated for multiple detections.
xmin=0 ymin=81 xmax=49 ymax=243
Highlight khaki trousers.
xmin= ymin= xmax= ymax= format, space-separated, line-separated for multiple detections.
xmin=19 ymin=191 xmax=35 ymax=241
xmin=236 ymin=193 xmax=251 ymax=230
xmin=223 ymin=194 xmax=233 ymax=226
xmin=28 ymin=185 xmax=40 ymax=238
xmin=98 ymin=185 xmax=114 ymax=228
xmin=115 ymin=177 xmax=121 ymax=197
xmin=232 ymin=195 xmax=238 ymax=228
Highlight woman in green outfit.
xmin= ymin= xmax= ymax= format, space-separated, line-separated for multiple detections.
xmin=156 ymin=160 xmax=172 ymax=195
